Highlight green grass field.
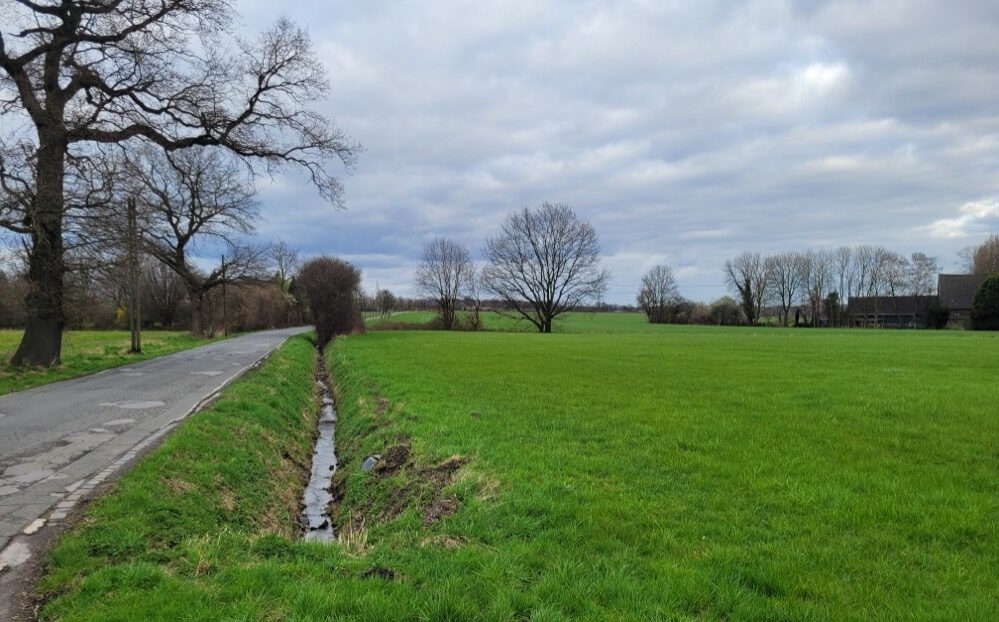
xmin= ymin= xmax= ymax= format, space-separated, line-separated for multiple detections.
xmin=0 ymin=330 xmax=216 ymax=395
xmin=366 ymin=310 xmax=661 ymax=332
xmin=33 ymin=320 xmax=999 ymax=621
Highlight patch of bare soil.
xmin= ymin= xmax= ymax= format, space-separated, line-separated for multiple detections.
xmin=373 ymin=444 xmax=410 ymax=475
xmin=421 ymin=494 xmax=459 ymax=525
xmin=336 ymin=451 xmax=469 ymax=532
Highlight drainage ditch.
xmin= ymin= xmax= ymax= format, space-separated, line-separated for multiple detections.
xmin=301 ymin=353 xmax=338 ymax=542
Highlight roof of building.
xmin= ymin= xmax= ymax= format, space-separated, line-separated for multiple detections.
xmin=938 ymin=273 xmax=987 ymax=310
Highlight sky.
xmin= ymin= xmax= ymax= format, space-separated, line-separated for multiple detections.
xmin=236 ymin=0 xmax=999 ymax=303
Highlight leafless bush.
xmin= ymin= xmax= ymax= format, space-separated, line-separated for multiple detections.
xmin=298 ymin=256 xmax=363 ymax=347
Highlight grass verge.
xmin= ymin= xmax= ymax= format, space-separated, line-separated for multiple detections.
xmin=35 ymin=334 xmax=318 ymax=621
xmin=0 ymin=330 xmax=218 ymax=395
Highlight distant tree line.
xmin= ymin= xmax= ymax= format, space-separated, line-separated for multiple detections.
xmin=718 ymin=245 xmax=943 ymax=327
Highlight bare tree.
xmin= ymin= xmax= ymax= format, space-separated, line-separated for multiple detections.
xmin=270 ymin=240 xmax=301 ymax=284
xmin=958 ymin=246 xmax=976 ymax=273
xmin=130 ymin=148 xmax=266 ymax=337
xmin=637 ymin=264 xmax=681 ymax=324
xmin=909 ymin=252 xmax=939 ymax=297
xmin=297 ymin=256 xmax=362 ymax=347
xmin=766 ymin=252 xmax=806 ymax=327
xmin=416 ymin=237 xmax=474 ymax=330
xmin=802 ymin=249 xmax=833 ymax=326
xmin=724 ymin=251 xmax=770 ymax=325
xmin=0 ymin=3 xmax=360 ymax=365
xmin=482 ymin=203 xmax=608 ymax=333
xmin=972 ymin=234 xmax=999 ymax=275
xmin=832 ymin=246 xmax=854 ymax=326
xmin=883 ymin=251 xmax=911 ymax=319
xmin=374 ymin=289 xmax=397 ymax=318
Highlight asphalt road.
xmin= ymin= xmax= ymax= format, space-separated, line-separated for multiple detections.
xmin=0 ymin=327 xmax=308 ymax=618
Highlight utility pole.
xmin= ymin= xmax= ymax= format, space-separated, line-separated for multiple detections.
xmin=222 ymin=254 xmax=228 ymax=338
xmin=127 ymin=196 xmax=142 ymax=353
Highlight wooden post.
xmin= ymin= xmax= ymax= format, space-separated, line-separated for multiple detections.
xmin=127 ymin=196 xmax=142 ymax=353
xmin=222 ymin=254 xmax=228 ymax=338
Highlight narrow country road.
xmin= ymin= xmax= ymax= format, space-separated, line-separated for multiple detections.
xmin=0 ymin=327 xmax=308 ymax=618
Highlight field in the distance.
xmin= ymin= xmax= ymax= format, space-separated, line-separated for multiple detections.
xmin=0 ymin=330 xmax=215 ymax=395
xmin=366 ymin=309 xmax=669 ymax=332
xmin=33 ymin=319 xmax=999 ymax=621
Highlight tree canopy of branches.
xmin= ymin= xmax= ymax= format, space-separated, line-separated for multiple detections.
xmin=0 ymin=1 xmax=360 ymax=365
xmin=972 ymin=234 xmax=999 ymax=276
xmin=297 ymin=256 xmax=362 ymax=347
xmin=724 ymin=251 xmax=770 ymax=325
xmin=636 ymin=264 xmax=681 ymax=324
xmin=482 ymin=203 xmax=608 ymax=333
xmin=128 ymin=147 xmax=266 ymax=337
xmin=415 ymin=237 xmax=474 ymax=330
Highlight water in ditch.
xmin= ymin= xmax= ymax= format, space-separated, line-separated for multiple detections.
xmin=301 ymin=363 xmax=338 ymax=542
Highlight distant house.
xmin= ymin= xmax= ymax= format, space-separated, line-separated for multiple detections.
xmin=847 ymin=295 xmax=935 ymax=328
xmin=938 ymin=273 xmax=988 ymax=327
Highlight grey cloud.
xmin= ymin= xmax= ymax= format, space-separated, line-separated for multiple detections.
xmin=235 ymin=0 xmax=999 ymax=301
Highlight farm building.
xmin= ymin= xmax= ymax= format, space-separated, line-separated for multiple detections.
xmin=847 ymin=295 xmax=935 ymax=328
xmin=938 ymin=273 xmax=988 ymax=327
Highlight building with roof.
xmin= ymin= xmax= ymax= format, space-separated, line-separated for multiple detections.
xmin=847 ymin=295 xmax=936 ymax=328
xmin=938 ymin=273 xmax=988 ymax=327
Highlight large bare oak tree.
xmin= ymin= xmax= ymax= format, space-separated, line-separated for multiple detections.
xmin=482 ymin=202 xmax=608 ymax=333
xmin=0 ymin=1 xmax=358 ymax=365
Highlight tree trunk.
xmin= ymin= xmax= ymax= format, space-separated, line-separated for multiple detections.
xmin=11 ymin=139 xmax=66 ymax=367
xmin=189 ymin=289 xmax=208 ymax=338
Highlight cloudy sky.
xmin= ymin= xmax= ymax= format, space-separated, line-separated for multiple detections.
xmin=239 ymin=0 xmax=999 ymax=303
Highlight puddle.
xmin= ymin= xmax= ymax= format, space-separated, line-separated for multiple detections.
xmin=0 ymin=541 xmax=31 ymax=569
xmin=301 ymin=356 xmax=338 ymax=542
